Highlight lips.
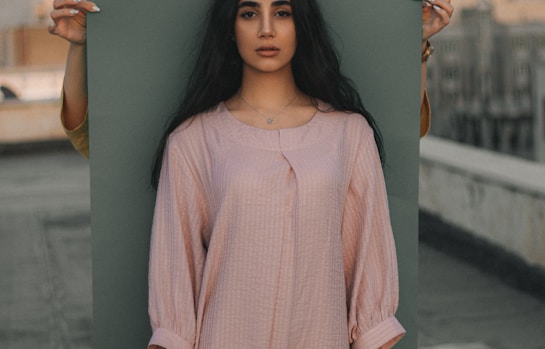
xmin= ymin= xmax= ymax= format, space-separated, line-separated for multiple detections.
xmin=256 ymin=46 xmax=280 ymax=57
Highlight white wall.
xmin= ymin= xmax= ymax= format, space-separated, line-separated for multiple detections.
xmin=535 ymin=61 xmax=545 ymax=163
xmin=419 ymin=136 xmax=545 ymax=269
xmin=0 ymin=66 xmax=63 ymax=101
xmin=0 ymin=99 xmax=64 ymax=143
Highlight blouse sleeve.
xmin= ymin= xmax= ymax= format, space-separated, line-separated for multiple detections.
xmin=60 ymin=90 xmax=89 ymax=158
xmin=342 ymin=127 xmax=406 ymax=349
xmin=420 ymin=89 xmax=431 ymax=138
xmin=148 ymin=136 xmax=208 ymax=349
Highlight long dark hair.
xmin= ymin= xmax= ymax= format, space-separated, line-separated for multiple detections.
xmin=151 ymin=0 xmax=384 ymax=188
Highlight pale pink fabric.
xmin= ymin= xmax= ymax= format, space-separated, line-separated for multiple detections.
xmin=148 ymin=102 xmax=406 ymax=349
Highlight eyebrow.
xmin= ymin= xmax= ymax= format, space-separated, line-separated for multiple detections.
xmin=238 ymin=1 xmax=292 ymax=8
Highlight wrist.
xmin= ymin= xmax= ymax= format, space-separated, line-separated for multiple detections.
xmin=69 ymin=42 xmax=86 ymax=49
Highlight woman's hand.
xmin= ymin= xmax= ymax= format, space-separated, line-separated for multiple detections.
xmin=48 ymin=0 xmax=101 ymax=45
xmin=422 ymin=0 xmax=454 ymax=43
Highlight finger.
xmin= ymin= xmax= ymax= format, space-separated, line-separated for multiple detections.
xmin=432 ymin=5 xmax=451 ymax=25
xmin=422 ymin=5 xmax=433 ymax=17
xmin=78 ymin=1 xmax=101 ymax=13
xmin=48 ymin=21 xmax=57 ymax=35
xmin=429 ymin=0 xmax=450 ymax=5
xmin=50 ymin=7 xmax=82 ymax=22
xmin=53 ymin=0 xmax=100 ymax=13
xmin=429 ymin=0 xmax=454 ymax=17
xmin=53 ymin=0 xmax=82 ymax=10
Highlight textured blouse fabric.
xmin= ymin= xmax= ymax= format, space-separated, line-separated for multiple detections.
xmin=147 ymin=102 xmax=406 ymax=349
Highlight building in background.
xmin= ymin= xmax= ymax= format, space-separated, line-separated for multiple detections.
xmin=0 ymin=26 xmax=68 ymax=69
xmin=0 ymin=0 xmax=50 ymax=30
xmin=426 ymin=0 xmax=545 ymax=162
xmin=0 ymin=0 xmax=68 ymax=143
xmin=0 ymin=0 xmax=66 ymax=68
xmin=0 ymin=0 xmax=67 ymax=99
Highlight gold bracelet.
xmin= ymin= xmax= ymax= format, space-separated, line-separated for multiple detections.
xmin=422 ymin=40 xmax=434 ymax=63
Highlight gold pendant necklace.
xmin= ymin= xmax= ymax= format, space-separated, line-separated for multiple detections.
xmin=239 ymin=93 xmax=298 ymax=125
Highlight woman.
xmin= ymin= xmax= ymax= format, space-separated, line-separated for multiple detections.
xmin=50 ymin=1 xmax=453 ymax=348
xmin=50 ymin=0 xmax=453 ymax=158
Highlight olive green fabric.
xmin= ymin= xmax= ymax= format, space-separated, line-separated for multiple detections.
xmin=87 ymin=0 xmax=421 ymax=347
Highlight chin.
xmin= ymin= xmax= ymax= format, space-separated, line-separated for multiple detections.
xmin=244 ymin=62 xmax=293 ymax=75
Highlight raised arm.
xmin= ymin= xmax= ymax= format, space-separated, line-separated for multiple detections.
xmin=48 ymin=0 xmax=100 ymax=130
xmin=422 ymin=0 xmax=453 ymax=101
xmin=420 ymin=0 xmax=453 ymax=136
xmin=422 ymin=0 xmax=454 ymax=99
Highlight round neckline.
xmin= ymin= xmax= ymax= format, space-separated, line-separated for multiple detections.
xmin=219 ymin=100 xmax=323 ymax=133
xmin=211 ymin=99 xmax=337 ymax=151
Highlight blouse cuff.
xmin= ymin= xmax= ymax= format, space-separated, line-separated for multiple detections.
xmin=63 ymin=115 xmax=89 ymax=158
xmin=60 ymin=89 xmax=90 ymax=158
xmin=351 ymin=317 xmax=406 ymax=349
xmin=148 ymin=327 xmax=194 ymax=349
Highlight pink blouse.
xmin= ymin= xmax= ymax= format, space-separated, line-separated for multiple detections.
xmin=148 ymin=102 xmax=405 ymax=349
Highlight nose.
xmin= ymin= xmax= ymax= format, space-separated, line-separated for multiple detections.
xmin=258 ymin=14 xmax=274 ymax=38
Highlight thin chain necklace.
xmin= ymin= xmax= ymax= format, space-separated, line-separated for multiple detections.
xmin=239 ymin=92 xmax=298 ymax=125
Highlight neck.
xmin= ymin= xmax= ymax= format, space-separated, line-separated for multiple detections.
xmin=239 ymin=65 xmax=299 ymax=107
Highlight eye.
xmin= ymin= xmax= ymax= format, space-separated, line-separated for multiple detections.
xmin=275 ymin=9 xmax=292 ymax=17
xmin=240 ymin=10 xmax=257 ymax=19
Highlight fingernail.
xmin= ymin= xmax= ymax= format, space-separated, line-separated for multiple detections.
xmin=433 ymin=5 xmax=441 ymax=11
xmin=92 ymin=5 xmax=101 ymax=12
xmin=73 ymin=0 xmax=82 ymax=3
xmin=69 ymin=9 xmax=79 ymax=14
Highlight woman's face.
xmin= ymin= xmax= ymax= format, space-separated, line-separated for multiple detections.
xmin=234 ymin=0 xmax=297 ymax=75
